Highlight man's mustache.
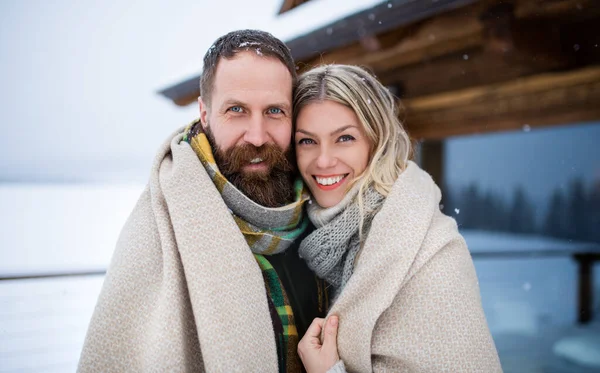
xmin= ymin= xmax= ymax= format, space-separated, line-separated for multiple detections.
xmin=217 ymin=143 xmax=294 ymax=176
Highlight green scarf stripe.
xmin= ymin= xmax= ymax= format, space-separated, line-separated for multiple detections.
xmin=271 ymin=215 xmax=309 ymax=234
xmin=281 ymin=218 xmax=309 ymax=239
xmin=255 ymin=255 xmax=285 ymax=306
xmin=256 ymin=254 xmax=297 ymax=373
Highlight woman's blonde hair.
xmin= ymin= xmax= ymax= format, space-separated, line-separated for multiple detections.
xmin=294 ymin=64 xmax=412 ymax=202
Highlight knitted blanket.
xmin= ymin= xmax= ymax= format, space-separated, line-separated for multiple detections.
xmin=324 ymin=161 xmax=502 ymax=372
xmin=78 ymin=127 xmax=280 ymax=372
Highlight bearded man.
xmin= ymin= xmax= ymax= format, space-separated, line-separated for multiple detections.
xmin=78 ymin=30 xmax=326 ymax=372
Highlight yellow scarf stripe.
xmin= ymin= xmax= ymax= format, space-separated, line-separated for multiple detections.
xmin=190 ymin=134 xmax=216 ymax=165
xmin=264 ymin=236 xmax=282 ymax=255
xmin=284 ymin=325 xmax=298 ymax=337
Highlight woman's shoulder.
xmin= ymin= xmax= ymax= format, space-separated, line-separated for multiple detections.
xmin=371 ymin=162 xmax=467 ymax=275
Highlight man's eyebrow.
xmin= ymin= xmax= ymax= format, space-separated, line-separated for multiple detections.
xmin=219 ymin=100 xmax=291 ymax=112
xmin=295 ymin=124 xmax=359 ymax=137
xmin=221 ymin=99 xmax=246 ymax=108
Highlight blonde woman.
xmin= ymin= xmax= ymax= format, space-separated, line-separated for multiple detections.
xmin=293 ymin=65 xmax=502 ymax=373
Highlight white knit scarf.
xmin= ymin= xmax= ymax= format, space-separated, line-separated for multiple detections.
xmin=299 ymin=184 xmax=385 ymax=297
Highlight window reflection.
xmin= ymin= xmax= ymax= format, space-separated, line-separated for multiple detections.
xmin=441 ymin=122 xmax=600 ymax=372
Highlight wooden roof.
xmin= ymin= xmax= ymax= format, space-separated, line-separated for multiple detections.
xmin=278 ymin=0 xmax=312 ymax=15
xmin=159 ymin=0 xmax=600 ymax=139
xmin=159 ymin=0 xmax=479 ymax=106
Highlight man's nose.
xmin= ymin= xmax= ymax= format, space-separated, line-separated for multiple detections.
xmin=243 ymin=115 xmax=268 ymax=147
xmin=316 ymin=147 xmax=338 ymax=169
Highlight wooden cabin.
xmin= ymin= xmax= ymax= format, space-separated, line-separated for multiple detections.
xmin=159 ymin=0 xmax=600 ymax=187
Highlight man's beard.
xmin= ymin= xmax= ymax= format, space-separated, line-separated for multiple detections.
xmin=205 ymin=128 xmax=296 ymax=208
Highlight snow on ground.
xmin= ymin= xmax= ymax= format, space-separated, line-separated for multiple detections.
xmin=554 ymin=327 xmax=600 ymax=370
xmin=1 ymin=184 xmax=599 ymax=372
xmin=0 ymin=183 xmax=144 ymax=275
xmin=0 ymin=276 xmax=104 ymax=373
xmin=464 ymin=230 xmax=600 ymax=372
xmin=1 ymin=183 xmax=142 ymax=372
xmin=463 ymin=229 xmax=600 ymax=253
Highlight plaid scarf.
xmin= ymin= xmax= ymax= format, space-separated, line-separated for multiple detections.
xmin=184 ymin=120 xmax=307 ymax=372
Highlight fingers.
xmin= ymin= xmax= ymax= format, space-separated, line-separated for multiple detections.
xmin=298 ymin=318 xmax=325 ymax=361
xmin=298 ymin=316 xmax=340 ymax=372
xmin=304 ymin=317 xmax=325 ymax=339
xmin=321 ymin=316 xmax=339 ymax=353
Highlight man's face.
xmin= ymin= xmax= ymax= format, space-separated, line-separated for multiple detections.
xmin=198 ymin=52 xmax=295 ymax=207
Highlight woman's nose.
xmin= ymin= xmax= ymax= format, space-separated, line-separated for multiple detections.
xmin=315 ymin=148 xmax=337 ymax=169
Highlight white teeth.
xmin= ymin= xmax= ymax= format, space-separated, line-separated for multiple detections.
xmin=315 ymin=175 xmax=345 ymax=186
xmin=250 ymin=158 xmax=263 ymax=164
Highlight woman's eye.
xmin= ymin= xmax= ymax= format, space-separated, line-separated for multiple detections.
xmin=268 ymin=107 xmax=283 ymax=115
xmin=229 ymin=106 xmax=243 ymax=113
xmin=297 ymin=138 xmax=315 ymax=145
xmin=338 ymin=134 xmax=356 ymax=143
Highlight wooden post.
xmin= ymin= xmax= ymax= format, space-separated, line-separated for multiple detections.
xmin=574 ymin=253 xmax=594 ymax=324
xmin=418 ymin=140 xmax=445 ymax=188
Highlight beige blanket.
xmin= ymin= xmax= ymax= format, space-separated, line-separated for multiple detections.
xmin=78 ymin=128 xmax=279 ymax=372
xmin=329 ymin=161 xmax=503 ymax=372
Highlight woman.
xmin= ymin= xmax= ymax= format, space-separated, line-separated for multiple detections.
xmin=293 ymin=65 xmax=502 ymax=373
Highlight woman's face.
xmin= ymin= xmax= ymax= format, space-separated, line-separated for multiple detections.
xmin=295 ymin=100 xmax=371 ymax=208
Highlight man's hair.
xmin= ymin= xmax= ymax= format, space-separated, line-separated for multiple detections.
xmin=199 ymin=29 xmax=297 ymax=107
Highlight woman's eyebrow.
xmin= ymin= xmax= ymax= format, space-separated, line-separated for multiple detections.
xmin=330 ymin=124 xmax=358 ymax=135
xmin=295 ymin=124 xmax=359 ymax=137
xmin=295 ymin=129 xmax=315 ymax=136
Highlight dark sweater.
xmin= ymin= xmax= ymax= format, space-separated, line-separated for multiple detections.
xmin=268 ymin=223 xmax=327 ymax=339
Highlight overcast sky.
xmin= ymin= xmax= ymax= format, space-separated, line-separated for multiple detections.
xmin=0 ymin=0 xmax=381 ymax=182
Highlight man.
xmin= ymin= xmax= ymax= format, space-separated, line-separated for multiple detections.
xmin=78 ymin=30 xmax=326 ymax=372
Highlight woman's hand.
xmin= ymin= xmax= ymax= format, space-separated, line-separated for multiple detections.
xmin=297 ymin=316 xmax=340 ymax=373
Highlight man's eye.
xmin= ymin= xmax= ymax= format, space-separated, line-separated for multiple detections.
xmin=338 ymin=134 xmax=356 ymax=143
xmin=268 ymin=107 xmax=283 ymax=115
xmin=297 ymin=138 xmax=315 ymax=145
xmin=229 ymin=106 xmax=243 ymax=113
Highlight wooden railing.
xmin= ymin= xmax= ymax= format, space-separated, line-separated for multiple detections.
xmin=0 ymin=270 xmax=106 ymax=281
xmin=471 ymin=250 xmax=600 ymax=324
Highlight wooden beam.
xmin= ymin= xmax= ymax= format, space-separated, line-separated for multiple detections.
xmin=382 ymin=44 xmax=571 ymax=98
xmin=278 ymin=0 xmax=312 ymax=15
xmin=404 ymin=65 xmax=600 ymax=139
xmin=348 ymin=13 xmax=484 ymax=73
xmin=515 ymin=0 xmax=600 ymax=20
xmin=300 ymin=0 xmax=600 ymax=78
xmin=292 ymin=0 xmax=480 ymax=68
xmin=301 ymin=2 xmax=486 ymax=72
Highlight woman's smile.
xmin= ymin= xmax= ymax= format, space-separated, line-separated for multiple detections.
xmin=313 ymin=174 xmax=349 ymax=190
